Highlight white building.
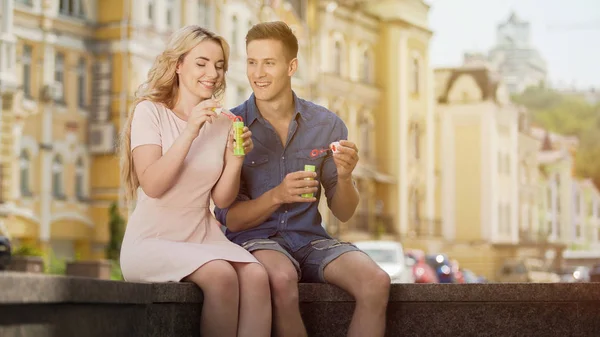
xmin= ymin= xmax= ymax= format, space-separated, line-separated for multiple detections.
xmin=488 ymin=12 xmax=547 ymax=94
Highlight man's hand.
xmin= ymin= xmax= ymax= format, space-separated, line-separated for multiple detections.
xmin=272 ymin=171 xmax=319 ymax=205
xmin=226 ymin=126 xmax=253 ymax=162
xmin=333 ymin=140 xmax=359 ymax=181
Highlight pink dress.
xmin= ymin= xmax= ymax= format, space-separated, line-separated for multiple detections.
xmin=120 ymin=100 xmax=259 ymax=283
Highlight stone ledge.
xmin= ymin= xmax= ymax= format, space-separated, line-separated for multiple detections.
xmin=1 ymin=272 xmax=600 ymax=337
xmin=3 ymin=272 xmax=599 ymax=304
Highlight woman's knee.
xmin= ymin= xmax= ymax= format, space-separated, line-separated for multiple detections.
xmin=188 ymin=260 xmax=239 ymax=297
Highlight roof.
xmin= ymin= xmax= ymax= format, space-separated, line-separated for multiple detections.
xmin=437 ymin=66 xmax=501 ymax=103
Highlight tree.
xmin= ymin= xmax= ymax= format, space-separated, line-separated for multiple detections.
xmin=513 ymin=87 xmax=600 ymax=188
xmin=106 ymin=202 xmax=125 ymax=261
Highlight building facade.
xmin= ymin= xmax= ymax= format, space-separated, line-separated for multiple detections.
xmin=1 ymin=0 xmax=101 ymax=259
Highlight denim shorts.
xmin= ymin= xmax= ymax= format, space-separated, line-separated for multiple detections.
xmin=241 ymin=235 xmax=361 ymax=283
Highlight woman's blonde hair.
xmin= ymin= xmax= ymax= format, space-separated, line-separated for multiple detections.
xmin=120 ymin=25 xmax=230 ymax=202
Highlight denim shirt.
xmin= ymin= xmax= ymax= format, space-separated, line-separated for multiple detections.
xmin=214 ymin=92 xmax=348 ymax=252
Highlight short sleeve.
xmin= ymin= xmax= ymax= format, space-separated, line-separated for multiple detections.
xmin=130 ymin=101 xmax=162 ymax=151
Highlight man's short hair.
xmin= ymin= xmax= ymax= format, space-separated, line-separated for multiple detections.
xmin=246 ymin=21 xmax=299 ymax=60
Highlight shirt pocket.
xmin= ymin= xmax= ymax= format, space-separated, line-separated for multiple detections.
xmin=242 ymin=153 xmax=271 ymax=198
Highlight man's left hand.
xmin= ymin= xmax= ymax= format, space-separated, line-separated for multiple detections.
xmin=226 ymin=126 xmax=253 ymax=161
xmin=332 ymin=140 xmax=359 ymax=181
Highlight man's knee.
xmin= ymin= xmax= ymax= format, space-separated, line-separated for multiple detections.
xmin=269 ymin=268 xmax=299 ymax=306
xmin=357 ymin=268 xmax=391 ymax=305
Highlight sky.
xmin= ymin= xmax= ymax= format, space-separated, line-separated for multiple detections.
xmin=427 ymin=0 xmax=600 ymax=90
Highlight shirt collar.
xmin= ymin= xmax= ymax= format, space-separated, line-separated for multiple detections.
xmin=246 ymin=91 xmax=308 ymax=125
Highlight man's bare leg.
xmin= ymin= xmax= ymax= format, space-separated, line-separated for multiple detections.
xmin=253 ymin=250 xmax=307 ymax=337
xmin=323 ymin=251 xmax=390 ymax=337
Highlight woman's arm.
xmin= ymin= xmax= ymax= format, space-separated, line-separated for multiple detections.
xmin=133 ymin=131 xmax=196 ymax=198
xmin=211 ymin=126 xmax=253 ymax=208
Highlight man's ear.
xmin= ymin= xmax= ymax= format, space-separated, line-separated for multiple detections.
xmin=288 ymin=58 xmax=298 ymax=77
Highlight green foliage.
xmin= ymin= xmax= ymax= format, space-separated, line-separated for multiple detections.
xmin=106 ymin=202 xmax=126 ymax=281
xmin=513 ymin=86 xmax=600 ymax=188
xmin=106 ymin=202 xmax=125 ymax=261
xmin=110 ymin=259 xmax=124 ymax=281
xmin=12 ymin=243 xmax=43 ymax=257
xmin=45 ymin=250 xmax=66 ymax=275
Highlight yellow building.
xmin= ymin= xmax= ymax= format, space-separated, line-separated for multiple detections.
xmin=432 ymin=65 xmax=570 ymax=280
xmin=309 ymin=0 xmax=436 ymax=243
xmin=517 ymin=110 xmax=541 ymax=243
xmin=1 ymin=0 xmax=100 ymax=259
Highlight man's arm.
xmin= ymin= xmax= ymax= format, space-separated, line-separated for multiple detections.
xmin=329 ymin=176 xmax=359 ymax=222
xmin=224 ymin=171 xmax=319 ymax=232
xmin=322 ymin=140 xmax=360 ymax=222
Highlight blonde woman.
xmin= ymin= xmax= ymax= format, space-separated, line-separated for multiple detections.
xmin=119 ymin=26 xmax=271 ymax=337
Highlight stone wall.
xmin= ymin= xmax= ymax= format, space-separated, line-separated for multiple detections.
xmin=1 ymin=272 xmax=599 ymax=336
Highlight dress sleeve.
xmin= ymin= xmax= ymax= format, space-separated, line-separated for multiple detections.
xmin=130 ymin=100 xmax=162 ymax=151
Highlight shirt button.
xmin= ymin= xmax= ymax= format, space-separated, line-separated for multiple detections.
xmin=285 ymin=210 xmax=288 ymax=213
xmin=251 ymin=161 xmax=255 ymax=164
xmin=281 ymin=220 xmax=284 ymax=224
xmin=282 ymin=156 xmax=285 ymax=160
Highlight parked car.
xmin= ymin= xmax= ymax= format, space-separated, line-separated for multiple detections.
xmin=590 ymin=263 xmax=600 ymax=282
xmin=405 ymin=249 xmax=438 ymax=283
xmin=0 ymin=229 xmax=11 ymax=271
xmin=496 ymin=258 xmax=560 ymax=283
xmin=461 ymin=269 xmax=482 ymax=283
xmin=557 ymin=266 xmax=591 ymax=283
xmin=355 ymin=241 xmax=415 ymax=283
xmin=425 ymin=254 xmax=456 ymax=283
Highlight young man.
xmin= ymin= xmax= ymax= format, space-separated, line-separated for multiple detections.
xmin=214 ymin=21 xmax=390 ymax=337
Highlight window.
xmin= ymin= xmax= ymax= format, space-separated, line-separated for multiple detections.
xmin=54 ymin=53 xmax=65 ymax=103
xmin=411 ymin=123 xmax=420 ymax=160
xmin=60 ymin=0 xmax=84 ymax=17
xmin=237 ymin=86 xmax=246 ymax=104
xmin=231 ymin=15 xmax=239 ymax=54
xmin=359 ymin=115 xmax=372 ymax=161
xmin=198 ymin=0 xmax=212 ymax=28
xmin=16 ymin=0 xmax=33 ymax=6
xmin=361 ymin=50 xmax=371 ymax=83
xmin=148 ymin=0 xmax=154 ymax=21
xmin=19 ymin=150 xmax=31 ymax=197
xmin=52 ymin=155 xmax=64 ymax=199
xmin=166 ymin=0 xmax=174 ymax=27
xmin=22 ymin=45 xmax=32 ymax=97
xmin=333 ymin=40 xmax=342 ymax=76
xmin=411 ymin=188 xmax=420 ymax=224
xmin=77 ymin=57 xmax=86 ymax=108
xmin=412 ymin=57 xmax=420 ymax=94
xmin=75 ymin=157 xmax=85 ymax=200
xmin=288 ymin=0 xmax=305 ymax=19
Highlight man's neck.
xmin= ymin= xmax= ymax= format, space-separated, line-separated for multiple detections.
xmin=255 ymin=91 xmax=295 ymax=122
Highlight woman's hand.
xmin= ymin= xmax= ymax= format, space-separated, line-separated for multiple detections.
xmin=183 ymin=99 xmax=221 ymax=139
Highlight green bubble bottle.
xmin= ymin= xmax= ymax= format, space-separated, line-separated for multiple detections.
xmin=233 ymin=116 xmax=245 ymax=156
xmin=301 ymin=165 xmax=316 ymax=198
